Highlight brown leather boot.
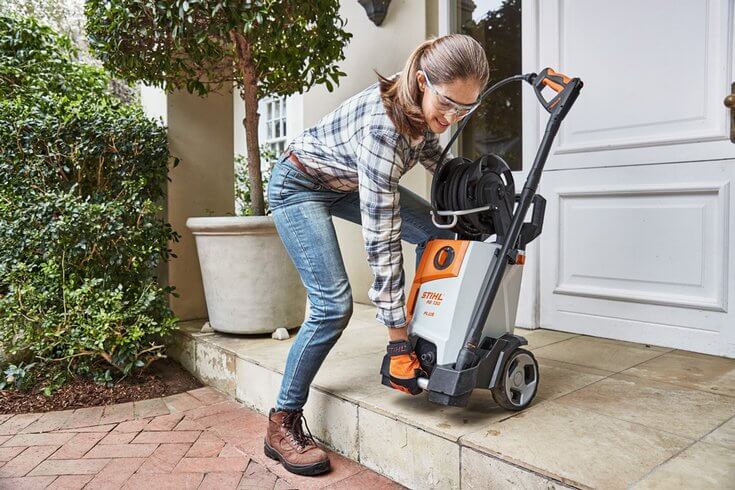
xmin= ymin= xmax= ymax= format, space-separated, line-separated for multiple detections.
xmin=264 ymin=408 xmax=330 ymax=476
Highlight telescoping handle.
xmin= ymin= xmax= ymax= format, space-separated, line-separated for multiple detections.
xmin=453 ymin=68 xmax=583 ymax=372
xmin=532 ymin=68 xmax=581 ymax=115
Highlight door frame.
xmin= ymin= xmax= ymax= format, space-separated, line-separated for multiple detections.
xmin=437 ymin=0 xmax=543 ymax=329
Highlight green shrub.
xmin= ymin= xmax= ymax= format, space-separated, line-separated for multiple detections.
xmin=1 ymin=362 xmax=37 ymax=391
xmin=0 ymin=15 xmax=179 ymax=389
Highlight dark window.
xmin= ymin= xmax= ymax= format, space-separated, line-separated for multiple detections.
xmin=456 ymin=0 xmax=522 ymax=170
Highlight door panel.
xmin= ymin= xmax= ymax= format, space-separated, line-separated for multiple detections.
xmin=540 ymin=162 xmax=734 ymax=356
xmin=538 ymin=0 xmax=734 ymax=169
xmin=555 ymin=182 xmax=728 ymax=311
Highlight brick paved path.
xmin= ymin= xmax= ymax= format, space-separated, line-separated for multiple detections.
xmin=0 ymin=387 xmax=400 ymax=489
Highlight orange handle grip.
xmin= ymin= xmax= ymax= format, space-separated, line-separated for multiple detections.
xmin=541 ymin=68 xmax=572 ymax=93
xmin=532 ymin=67 xmax=582 ymax=114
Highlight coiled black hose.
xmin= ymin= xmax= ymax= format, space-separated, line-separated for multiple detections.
xmin=430 ymin=74 xmax=534 ymax=235
xmin=433 ymin=154 xmax=515 ymax=238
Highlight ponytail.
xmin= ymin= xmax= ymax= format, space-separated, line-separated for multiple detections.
xmin=377 ymin=39 xmax=433 ymax=140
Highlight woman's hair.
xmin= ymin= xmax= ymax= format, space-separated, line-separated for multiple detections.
xmin=377 ymin=34 xmax=490 ymax=140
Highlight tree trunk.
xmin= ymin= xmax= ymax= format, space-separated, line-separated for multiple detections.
xmin=231 ymin=30 xmax=265 ymax=216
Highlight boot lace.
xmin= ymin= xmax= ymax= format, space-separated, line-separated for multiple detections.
xmin=282 ymin=410 xmax=317 ymax=450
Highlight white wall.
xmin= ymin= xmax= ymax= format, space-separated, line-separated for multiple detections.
xmin=140 ymin=84 xmax=167 ymax=125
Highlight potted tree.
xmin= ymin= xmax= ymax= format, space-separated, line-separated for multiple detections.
xmin=85 ymin=1 xmax=352 ymax=334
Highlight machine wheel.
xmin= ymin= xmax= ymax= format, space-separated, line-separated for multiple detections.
xmin=491 ymin=348 xmax=539 ymax=411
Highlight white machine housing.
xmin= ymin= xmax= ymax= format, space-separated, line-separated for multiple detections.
xmin=408 ymin=241 xmax=523 ymax=366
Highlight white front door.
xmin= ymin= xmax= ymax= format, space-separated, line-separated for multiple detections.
xmin=526 ymin=0 xmax=735 ymax=356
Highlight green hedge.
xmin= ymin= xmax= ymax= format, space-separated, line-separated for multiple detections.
xmin=0 ymin=15 xmax=179 ymax=389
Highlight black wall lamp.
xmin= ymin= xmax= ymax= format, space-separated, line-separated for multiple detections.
xmin=359 ymin=0 xmax=392 ymax=26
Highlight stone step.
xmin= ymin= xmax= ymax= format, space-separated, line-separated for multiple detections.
xmin=168 ymin=315 xmax=565 ymax=488
xmin=168 ymin=303 xmax=735 ymax=489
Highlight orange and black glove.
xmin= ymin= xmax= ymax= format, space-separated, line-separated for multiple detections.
xmin=380 ymin=340 xmax=427 ymax=395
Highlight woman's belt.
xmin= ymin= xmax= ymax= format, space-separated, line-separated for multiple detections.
xmin=288 ymin=152 xmax=309 ymax=174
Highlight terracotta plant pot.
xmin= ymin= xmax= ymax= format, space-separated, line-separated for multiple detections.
xmin=186 ymin=216 xmax=306 ymax=334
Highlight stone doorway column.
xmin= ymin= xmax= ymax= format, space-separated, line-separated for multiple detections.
xmin=164 ymin=87 xmax=235 ymax=321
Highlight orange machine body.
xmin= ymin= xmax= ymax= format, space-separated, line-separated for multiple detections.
xmin=407 ymin=240 xmax=470 ymax=318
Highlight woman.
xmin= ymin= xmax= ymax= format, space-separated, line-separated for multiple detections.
xmin=264 ymin=34 xmax=489 ymax=476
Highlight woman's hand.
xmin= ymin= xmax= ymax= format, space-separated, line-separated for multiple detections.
xmin=379 ymin=339 xmax=426 ymax=395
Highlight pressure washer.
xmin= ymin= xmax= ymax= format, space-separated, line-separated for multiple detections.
xmin=382 ymin=68 xmax=583 ymax=410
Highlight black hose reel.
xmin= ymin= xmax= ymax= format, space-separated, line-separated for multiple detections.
xmin=432 ymin=153 xmax=516 ymax=240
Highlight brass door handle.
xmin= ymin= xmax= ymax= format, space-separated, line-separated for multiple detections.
xmin=726 ymin=83 xmax=735 ymax=143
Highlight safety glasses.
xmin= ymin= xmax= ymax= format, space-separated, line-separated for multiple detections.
xmin=420 ymin=69 xmax=481 ymax=121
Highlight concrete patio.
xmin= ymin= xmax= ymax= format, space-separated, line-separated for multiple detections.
xmin=170 ymin=303 xmax=735 ymax=489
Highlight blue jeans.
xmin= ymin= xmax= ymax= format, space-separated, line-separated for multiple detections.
xmin=267 ymin=154 xmax=453 ymax=411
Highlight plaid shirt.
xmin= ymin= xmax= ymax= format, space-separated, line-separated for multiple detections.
xmin=285 ymin=79 xmax=452 ymax=328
